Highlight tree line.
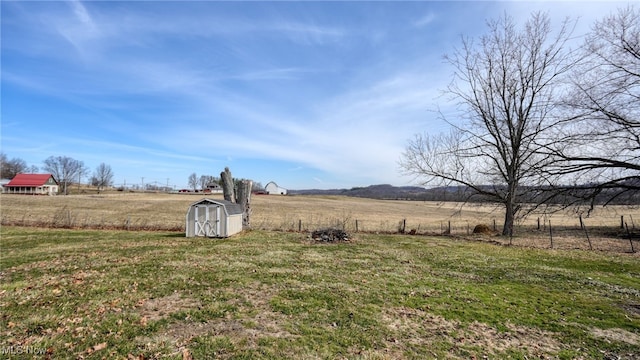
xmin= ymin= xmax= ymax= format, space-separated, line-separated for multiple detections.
xmin=400 ymin=6 xmax=639 ymax=236
xmin=1 ymin=152 xmax=266 ymax=196
xmin=186 ymin=172 xmax=263 ymax=193
xmin=1 ymin=153 xmax=114 ymax=195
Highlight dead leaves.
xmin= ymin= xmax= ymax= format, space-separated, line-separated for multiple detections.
xmin=124 ymin=348 xmax=192 ymax=360
xmin=182 ymin=348 xmax=193 ymax=360
xmin=84 ymin=341 xmax=107 ymax=355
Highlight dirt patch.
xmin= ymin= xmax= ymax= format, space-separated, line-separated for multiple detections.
xmin=136 ymin=285 xmax=295 ymax=355
xmin=622 ymin=303 xmax=640 ymax=317
xmin=382 ymin=307 xmax=561 ymax=357
xmin=591 ymin=327 xmax=640 ymax=346
xmin=137 ymin=293 xmax=201 ymax=322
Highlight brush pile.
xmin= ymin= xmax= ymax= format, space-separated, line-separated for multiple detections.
xmin=310 ymin=228 xmax=350 ymax=242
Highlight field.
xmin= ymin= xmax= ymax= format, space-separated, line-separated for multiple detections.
xmin=1 ymin=192 xmax=639 ymax=251
xmin=1 ymin=194 xmax=639 ymax=359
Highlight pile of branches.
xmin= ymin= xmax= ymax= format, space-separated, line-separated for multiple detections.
xmin=310 ymin=228 xmax=350 ymax=242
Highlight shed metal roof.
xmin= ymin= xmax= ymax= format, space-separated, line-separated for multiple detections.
xmin=6 ymin=174 xmax=58 ymax=187
xmin=189 ymin=198 xmax=243 ymax=215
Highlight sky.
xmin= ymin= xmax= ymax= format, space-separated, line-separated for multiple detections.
xmin=1 ymin=1 xmax=631 ymax=190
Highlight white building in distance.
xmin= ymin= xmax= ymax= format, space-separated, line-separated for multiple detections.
xmin=265 ymin=181 xmax=287 ymax=195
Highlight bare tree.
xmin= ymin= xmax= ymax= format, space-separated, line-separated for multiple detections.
xmin=252 ymin=181 xmax=264 ymax=192
xmin=199 ymin=175 xmax=217 ymax=191
xmin=551 ymin=5 xmax=640 ymax=206
xmin=188 ymin=173 xmax=198 ymax=191
xmin=42 ymin=156 xmax=87 ymax=195
xmin=0 ymin=153 xmax=39 ymax=178
xmin=91 ymin=163 xmax=114 ymax=193
xmin=401 ymin=12 xmax=576 ymax=236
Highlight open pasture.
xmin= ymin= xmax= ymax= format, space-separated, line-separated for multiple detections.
xmin=0 ymin=226 xmax=639 ymax=359
xmin=1 ymin=192 xmax=639 ymax=251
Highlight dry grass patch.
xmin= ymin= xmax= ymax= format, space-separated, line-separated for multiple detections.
xmin=382 ymin=307 xmax=562 ymax=357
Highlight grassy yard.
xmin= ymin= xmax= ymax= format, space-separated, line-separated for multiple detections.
xmin=0 ymin=226 xmax=638 ymax=359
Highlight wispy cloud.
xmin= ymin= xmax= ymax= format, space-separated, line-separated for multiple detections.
xmin=273 ymin=21 xmax=345 ymax=45
xmin=413 ymin=12 xmax=436 ymax=28
xmin=68 ymin=0 xmax=93 ymax=27
xmin=56 ymin=0 xmax=101 ymax=57
xmin=229 ymin=68 xmax=313 ymax=81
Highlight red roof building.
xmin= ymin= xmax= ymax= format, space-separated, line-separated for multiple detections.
xmin=4 ymin=174 xmax=59 ymax=195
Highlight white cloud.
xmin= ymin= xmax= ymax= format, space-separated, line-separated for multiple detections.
xmin=68 ymin=0 xmax=93 ymax=26
xmin=414 ymin=12 xmax=436 ymax=28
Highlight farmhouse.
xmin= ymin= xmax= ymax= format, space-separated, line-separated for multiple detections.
xmin=265 ymin=181 xmax=287 ymax=195
xmin=204 ymin=183 xmax=223 ymax=194
xmin=3 ymin=174 xmax=59 ymax=195
xmin=185 ymin=198 xmax=243 ymax=238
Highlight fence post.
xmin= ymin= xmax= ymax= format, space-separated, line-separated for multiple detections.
xmin=549 ymin=220 xmax=554 ymax=249
xmin=493 ymin=219 xmax=497 ymax=231
xmin=298 ymin=219 xmax=302 ymax=232
xmin=448 ymin=221 xmax=451 ymax=235
xmin=625 ymin=222 xmax=635 ymax=253
xmin=537 ymin=217 xmax=541 ymax=231
xmin=621 ymin=215 xmax=625 ymax=229
xmin=579 ymin=214 xmax=584 ymax=230
xmin=583 ymin=218 xmax=592 ymax=250
xmin=355 ymin=219 xmax=359 ymax=233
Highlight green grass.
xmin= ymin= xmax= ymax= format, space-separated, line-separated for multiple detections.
xmin=0 ymin=226 xmax=638 ymax=359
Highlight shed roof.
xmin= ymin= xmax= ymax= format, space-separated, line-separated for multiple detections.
xmin=6 ymin=174 xmax=58 ymax=187
xmin=189 ymin=198 xmax=243 ymax=215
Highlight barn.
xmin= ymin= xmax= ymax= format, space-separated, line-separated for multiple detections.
xmin=265 ymin=181 xmax=287 ymax=195
xmin=3 ymin=174 xmax=59 ymax=195
xmin=185 ymin=198 xmax=243 ymax=238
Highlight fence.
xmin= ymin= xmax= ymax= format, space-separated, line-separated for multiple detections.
xmin=250 ymin=214 xmax=638 ymax=253
xmin=1 ymin=196 xmax=637 ymax=253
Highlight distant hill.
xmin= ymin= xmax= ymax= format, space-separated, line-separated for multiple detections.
xmin=289 ymin=184 xmax=457 ymax=200
xmin=289 ymin=183 xmax=640 ymax=205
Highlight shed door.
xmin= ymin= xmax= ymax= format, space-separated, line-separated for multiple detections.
xmin=194 ymin=204 xmax=221 ymax=237
xmin=207 ymin=205 xmax=222 ymax=237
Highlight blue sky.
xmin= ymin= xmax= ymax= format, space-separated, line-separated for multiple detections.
xmin=1 ymin=1 xmax=628 ymax=190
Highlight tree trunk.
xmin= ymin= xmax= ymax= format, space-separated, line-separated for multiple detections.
xmin=503 ymin=201 xmax=515 ymax=236
xmin=220 ymin=167 xmax=252 ymax=228
xmin=236 ymin=180 xmax=252 ymax=228
xmin=220 ymin=167 xmax=235 ymax=203
xmin=503 ymin=182 xmax=518 ymax=236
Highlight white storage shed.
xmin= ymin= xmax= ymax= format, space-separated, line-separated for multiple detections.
xmin=185 ymin=198 xmax=243 ymax=238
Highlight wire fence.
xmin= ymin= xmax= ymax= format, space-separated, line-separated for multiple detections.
xmin=2 ymin=198 xmax=638 ymax=253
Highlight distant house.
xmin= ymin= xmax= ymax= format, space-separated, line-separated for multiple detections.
xmin=4 ymin=174 xmax=59 ymax=195
xmin=265 ymin=181 xmax=287 ymax=195
xmin=204 ymin=183 xmax=223 ymax=194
